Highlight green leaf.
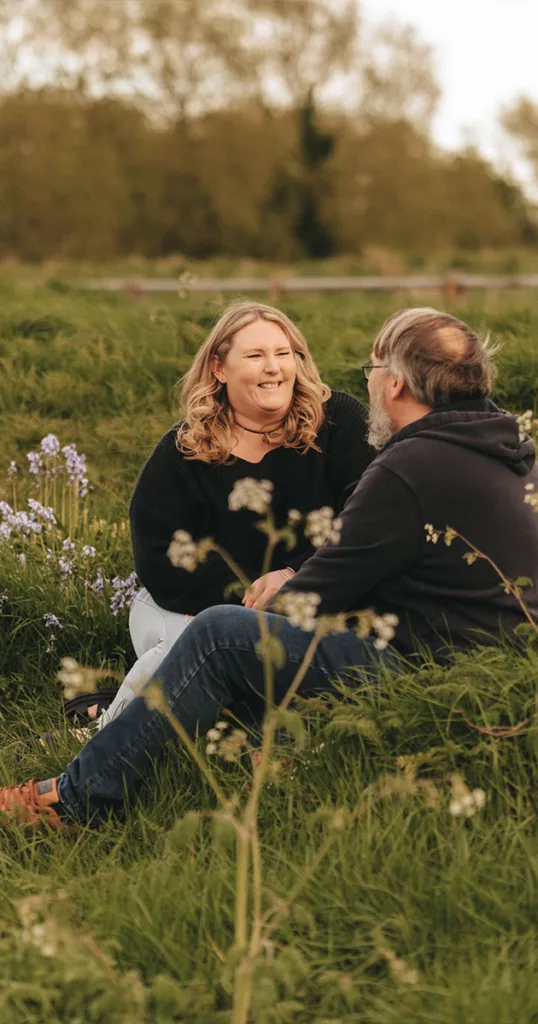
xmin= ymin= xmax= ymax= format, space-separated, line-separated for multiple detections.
xmin=255 ymin=634 xmax=286 ymax=669
xmin=212 ymin=812 xmax=236 ymax=849
xmin=224 ymin=579 xmax=247 ymax=599
xmin=513 ymin=576 xmax=533 ymax=590
xmin=265 ymin=707 xmax=306 ymax=750
xmin=166 ymin=811 xmax=201 ymax=850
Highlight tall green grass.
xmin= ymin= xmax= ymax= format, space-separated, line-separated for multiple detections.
xmin=0 ymin=281 xmax=537 ymax=1023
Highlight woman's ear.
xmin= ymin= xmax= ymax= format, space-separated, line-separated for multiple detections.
xmin=211 ymin=355 xmax=226 ymax=385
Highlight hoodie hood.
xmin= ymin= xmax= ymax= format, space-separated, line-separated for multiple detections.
xmin=385 ymin=398 xmax=536 ymax=477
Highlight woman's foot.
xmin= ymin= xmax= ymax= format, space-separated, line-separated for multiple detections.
xmin=0 ymin=778 xmax=65 ymax=829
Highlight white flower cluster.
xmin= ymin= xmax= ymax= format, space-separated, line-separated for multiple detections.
xmin=372 ymin=613 xmax=399 ymax=650
xmin=425 ymin=523 xmax=441 ymax=544
xmin=524 ymin=482 xmax=538 ymax=513
xmin=205 ymin=720 xmax=248 ymax=761
xmin=168 ymin=529 xmax=198 ymax=572
xmin=516 ymin=409 xmax=534 ymax=441
xmin=228 ymin=478 xmax=273 ymax=515
xmin=305 ymin=506 xmax=342 ymax=548
xmin=57 ymin=657 xmax=86 ymax=700
xmin=449 ymin=785 xmax=486 ymax=819
xmin=278 ymin=591 xmax=321 ymax=631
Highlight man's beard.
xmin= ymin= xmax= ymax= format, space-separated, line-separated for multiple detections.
xmin=367 ymin=385 xmax=394 ymax=450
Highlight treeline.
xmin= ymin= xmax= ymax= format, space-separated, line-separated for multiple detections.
xmin=0 ymin=88 xmax=535 ymax=263
xmin=0 ymin=0 xmax=536 ymax=262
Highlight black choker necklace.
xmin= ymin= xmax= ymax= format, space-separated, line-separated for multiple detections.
xmin=235 ymin=421 xmax=273 ymax=435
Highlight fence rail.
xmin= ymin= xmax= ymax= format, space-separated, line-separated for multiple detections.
xmin=82 ymin=273 xmax=538 ymax=300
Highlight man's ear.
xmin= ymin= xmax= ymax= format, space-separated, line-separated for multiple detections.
xmin=211 ymin=355 xmax=226 ymax=384
xmin=390 ymin=374 xmax=406 ymax=400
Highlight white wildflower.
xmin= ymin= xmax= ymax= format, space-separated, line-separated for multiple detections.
xmin=57 ymin=657 xmax=89 ymax=700
xmin=287 ymin=508 xmax=302 ymax=525
xmin=215 ymin=720 xmax=229 ymax=731
xmin=372 ymin=612 xmax=398 ymax=649
xmin=167 ymin=530 xmax=198 ymax=572
xmin=228 ymin=478 xmax=273 ymax=515
xmin=206 ymin=742 xmax=218 ymax=756
xmin=516 ymin=410 xmax=534 ymax=441
xmin=277 ymin=591 xmax=321 ymax=631
xmin=524 ymin=483 xmax=538 ymax=512
xmin=425 ymin=524 xmax=440 ymax=544
xmin=449 ymin=776 xmax=486 ymax=819
xmin=206 ymin=728 xmax=221 ymax=741
xmin=305 ymin=506 xmax=342 ymax=547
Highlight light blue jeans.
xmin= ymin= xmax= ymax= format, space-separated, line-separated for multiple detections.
xmin=57 ymin=605 xmax=402 ymax=823
xmin=97 ymin=588 xmax=191 ymax=729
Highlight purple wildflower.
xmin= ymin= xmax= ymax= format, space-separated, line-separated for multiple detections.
xmin=40 ymin=433 xmax=60 ymax=458
xmin=8 ymin=510 xmax=41 ymax=535
xmin=62 ymin=445 xmax=88 ymax=495
xmin=43 ymin=613 xmax=63 ymax=630
xmin=81 ymin=545 xmax=96 ymax=558
xmin=27 ymin=499 xmax=56 ymax=525
xmin=7 ymin=461 xmax=17 ymax=477
xmin=58 ymin=556 xmax=73 ymax=577
xmin=18 ymin=553 xmax=26 ymax=568
xmin=0 ymin=523 xmax=12 ymax=542
xmin=109 ymin=572 xmax=138 ymax=616
xmin=0 ymin=501 xmax=13 ymax=516
xmin=62 ymin=537 xmax=76 ymax=553
xmin=27 ymin=451 xmax=43 ymax=476
xmin=86 ymin=569 xmax=110 ymax=595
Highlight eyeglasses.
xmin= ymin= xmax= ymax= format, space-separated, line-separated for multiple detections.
xmin=361 ymin=362 xmax=388 ymax=380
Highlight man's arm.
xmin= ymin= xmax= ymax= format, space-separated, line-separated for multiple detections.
xmin=278 ymin=464 xmax=424 ymax=615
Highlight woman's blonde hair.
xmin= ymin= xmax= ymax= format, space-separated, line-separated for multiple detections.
xmin=177 ymin=301 xmax=331 ymax=463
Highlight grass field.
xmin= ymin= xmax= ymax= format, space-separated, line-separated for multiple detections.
xmin=0 ymin=279 xmax=538 ymax=1023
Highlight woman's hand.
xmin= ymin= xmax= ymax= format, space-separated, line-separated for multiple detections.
xmin=242 ymin=568 xmax=294 ymax=610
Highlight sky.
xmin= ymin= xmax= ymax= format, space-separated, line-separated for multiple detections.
xmin=364 ymin=0 xmax=538 ymax=186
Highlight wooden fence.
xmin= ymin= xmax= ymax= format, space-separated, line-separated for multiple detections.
xmin=82 ymin=273 xmax=538 ymax=302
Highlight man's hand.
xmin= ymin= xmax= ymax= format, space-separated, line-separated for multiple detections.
xmin=242 ymin=568 xmax=294 ymax=610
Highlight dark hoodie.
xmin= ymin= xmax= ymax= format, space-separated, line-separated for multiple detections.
xmin=281 ymin=399 xmax=538 ymax=656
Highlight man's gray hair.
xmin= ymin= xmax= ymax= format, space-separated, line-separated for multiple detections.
xmin=373 ymin=307 xmax=498 ymax=407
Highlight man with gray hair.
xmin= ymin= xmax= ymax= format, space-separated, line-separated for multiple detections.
xmin=2 ymin=308 xmax=537 ymax=828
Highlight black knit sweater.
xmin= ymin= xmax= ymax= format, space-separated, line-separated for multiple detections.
xmin=130 ymin=390 xmax=373 ymax=614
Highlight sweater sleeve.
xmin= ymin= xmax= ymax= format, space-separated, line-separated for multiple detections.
xmin=129 ymin=432 xmax=237 ymax=614
xmin=285 ymin=391 xmax=376 ymax=574
xmin=278 ymin=464 xmax=424 ymax=614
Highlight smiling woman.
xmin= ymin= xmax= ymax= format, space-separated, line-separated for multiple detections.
xmin=93 ymin=300 xmax=375 ymax=731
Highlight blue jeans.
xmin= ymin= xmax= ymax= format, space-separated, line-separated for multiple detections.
xmin=57 ymin=606 xmax=402 ymax=822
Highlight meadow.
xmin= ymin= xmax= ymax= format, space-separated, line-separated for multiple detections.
xmin=0 ymin=277 xmax=537 ymax=1023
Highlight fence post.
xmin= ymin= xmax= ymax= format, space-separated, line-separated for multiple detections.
xmin=125 ymin=278 xmax=143 ymax=302
xmin=268 ymin=276 xmax=283 ymax=303
xmin=443 ymin=273 xmax=467 ymax=304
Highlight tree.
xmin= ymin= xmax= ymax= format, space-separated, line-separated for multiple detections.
xmin=501 ymin=97 xmax=538 ymax=183
xmin=356 ymin=20 xmax=440 ymax=130
xmin=0 ymin=0 xmax=254 ymax=120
